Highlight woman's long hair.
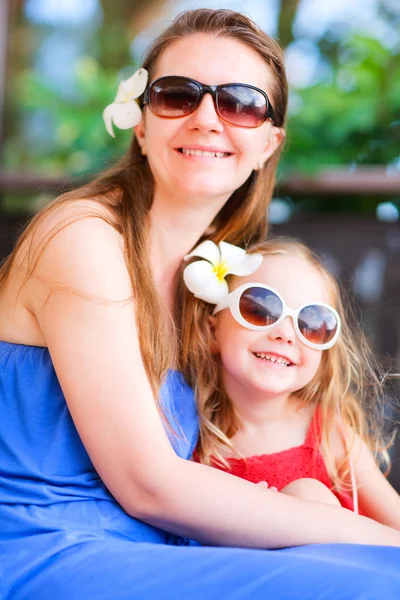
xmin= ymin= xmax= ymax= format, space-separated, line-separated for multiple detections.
xmin=181 ymin=238 xmax=393 ymax=491
xmin=0 ymin=9 xmax=288 ymax=412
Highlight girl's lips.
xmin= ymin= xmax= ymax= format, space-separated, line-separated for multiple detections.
xmin=252 ymin=351 xmax=296 ymax=368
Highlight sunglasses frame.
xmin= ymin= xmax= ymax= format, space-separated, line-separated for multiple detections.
xmin=142 ymin=76 xmax=276 ymax=127
xmin=213 ymin=283 xmax=342 ymax=351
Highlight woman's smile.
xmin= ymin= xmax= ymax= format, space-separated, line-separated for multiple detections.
xmin=176 ymin=145 xmax=234 ymax=159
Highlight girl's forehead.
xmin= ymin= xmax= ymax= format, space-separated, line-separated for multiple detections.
xmin=152 ymin=33 xmax=273 ymax=91
xmin=236 ymin=254 xmax=332 ymax=305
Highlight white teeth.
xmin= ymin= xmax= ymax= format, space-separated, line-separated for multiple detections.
xmin=254 ymin=352 xmax=291 ymax=367
xmin=181 ymin=148 xmax=229 ymax=158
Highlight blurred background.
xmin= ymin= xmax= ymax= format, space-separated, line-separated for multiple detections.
xmin=0 ymin=0 xmax=399 ymax=487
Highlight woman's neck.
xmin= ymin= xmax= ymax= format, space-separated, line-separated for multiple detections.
xmin=148 ymin=192 xmax=227 ymax=310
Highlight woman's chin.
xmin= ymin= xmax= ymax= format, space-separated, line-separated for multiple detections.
xmin=183 ymin=175 xmax=240 ymax=200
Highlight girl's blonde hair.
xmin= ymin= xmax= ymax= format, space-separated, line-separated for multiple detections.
xmin=180 ymin=237 xmax=393 ymax=492
xmin=0 ymin=10 xmax=288 ymax=413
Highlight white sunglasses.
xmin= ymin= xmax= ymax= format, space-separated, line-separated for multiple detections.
xmin=213 ymin=283 xmax=341 ymax=351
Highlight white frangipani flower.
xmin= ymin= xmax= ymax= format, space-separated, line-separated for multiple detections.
xmin=103 ymin=68 xmax=148 ymax=137
xmin=183 ymin=240 xmax=263 ymax=303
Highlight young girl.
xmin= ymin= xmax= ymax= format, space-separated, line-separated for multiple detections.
xmin=182 ymin=237 xmax=400 ymax=528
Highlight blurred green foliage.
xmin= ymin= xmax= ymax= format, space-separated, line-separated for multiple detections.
xmin=3 ymin=56 xmax=133 ymax=176
xmin=283 ymin=35 xmax=400 ymax=175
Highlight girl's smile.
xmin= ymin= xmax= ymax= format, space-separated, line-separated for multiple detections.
xmin=252 ymin=351 xmax=295 ymax=368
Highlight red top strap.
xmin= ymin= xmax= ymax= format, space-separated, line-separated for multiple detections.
xmin=304 ymin=405 xmax=322 ymax=448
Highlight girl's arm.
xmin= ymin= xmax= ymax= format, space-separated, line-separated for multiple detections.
xmin=347 ymin=435 xmax=400 ymax=531
xmin=27 ymin=209 xmax=400 ymax=549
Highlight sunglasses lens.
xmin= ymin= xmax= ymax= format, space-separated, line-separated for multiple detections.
xmin=239 ymin=287 xmax=283 ymax=327
xmin=298 ymin=305 xmax=338 ymax=346
xmin=149 ymin=77 xmax=200 ymax=117
xmin=217 ymin=85 xmax=267 ymax=127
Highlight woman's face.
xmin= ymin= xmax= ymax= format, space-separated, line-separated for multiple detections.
xmin=135 ymin=33 xmax=284 ymax=207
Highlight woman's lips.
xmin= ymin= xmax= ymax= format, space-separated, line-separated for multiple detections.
xmin=175 ymin=146 xmax=233 ymax=159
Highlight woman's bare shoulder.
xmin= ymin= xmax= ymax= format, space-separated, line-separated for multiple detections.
xmin=0 ymin=197 xmax=126 ymax=346
xmin=17 ymin=196 xmax=120 ymax=263
xmin=31 ymin=197 xmax=119 ymax=246
xmin=16 ymin=197 xmax=130 ymax=310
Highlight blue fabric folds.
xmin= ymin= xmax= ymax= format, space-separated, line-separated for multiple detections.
xmin=1 ymin=341 xmax=399 ymax=599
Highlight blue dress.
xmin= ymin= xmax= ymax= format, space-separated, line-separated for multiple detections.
xmin=1 ymin=340 xmax=400 ymax=600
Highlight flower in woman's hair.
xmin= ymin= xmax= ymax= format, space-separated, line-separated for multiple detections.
xmin=183 ymin=241 xmax=263 ymax=303
xmin=103 ymin=68 xmax=148 ymax=137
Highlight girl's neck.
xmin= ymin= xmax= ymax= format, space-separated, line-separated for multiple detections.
xmin=231 ymin=391 xmax=295 ymax=428
xmin=227 ymin=390 xmax=314 ymax=459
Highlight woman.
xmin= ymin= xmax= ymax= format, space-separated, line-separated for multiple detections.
xmin=1 ymin=9 xmax=400 ymax=600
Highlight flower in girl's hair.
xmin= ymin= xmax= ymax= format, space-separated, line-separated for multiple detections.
xmin=103 ymin=68 xmax=148 ymax=137
xmin=183 ymin=241 xmax=263 ymax=303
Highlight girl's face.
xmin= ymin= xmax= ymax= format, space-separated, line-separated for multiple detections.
xmin=210 ymin=254 xmax=331 ymax=405
xmin=135 ymin=33 xmax=284 ymax=207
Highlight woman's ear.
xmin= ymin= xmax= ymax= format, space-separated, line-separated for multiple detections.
xmin=134 ymin=119 xmax=147 ymax=155
xmin=207 ymin=315 xmax=220 ymax=354
xmin=255 ymin=126 xmax=286 ymax=170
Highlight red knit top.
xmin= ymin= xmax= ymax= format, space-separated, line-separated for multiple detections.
xmin=199 ymin=409 xmax=359 ymax=513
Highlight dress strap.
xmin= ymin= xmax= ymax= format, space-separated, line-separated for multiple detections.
xmin=304 ymin=406 xmax=322 ymax=449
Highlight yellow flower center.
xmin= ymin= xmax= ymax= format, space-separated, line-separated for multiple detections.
xmin=213 ymin=262 xmax=228 ymax=282
xmin=121 ymin=90 xmax=132 ymax=103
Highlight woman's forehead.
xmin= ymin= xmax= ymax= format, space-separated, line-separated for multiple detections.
xmin=152 ymin=33 xmax=273 ymax=91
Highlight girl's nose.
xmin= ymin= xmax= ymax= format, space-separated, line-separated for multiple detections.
xmin=267 ymin=316 xmax=296 ymax=345
xmin=187 ymin=93 xmax=224 ymax=134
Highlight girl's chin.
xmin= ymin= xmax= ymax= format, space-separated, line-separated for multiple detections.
xmin=246 ymin=375 xmax=299 ymax=397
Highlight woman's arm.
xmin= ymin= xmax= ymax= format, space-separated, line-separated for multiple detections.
xmin=27 ymin=211 xmax=400 ymax=549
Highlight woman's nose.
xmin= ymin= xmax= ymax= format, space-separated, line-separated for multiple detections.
xmin=187 ymin=93 xmax=224 ymax=134
xmin=267 ymin=316 xmax=296 ymax=345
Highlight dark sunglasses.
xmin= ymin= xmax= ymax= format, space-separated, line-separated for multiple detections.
xmin=142 ymin=76 xmax=276 ymax=128
xmin=213 ymin=283 xmax=341 ymax=350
